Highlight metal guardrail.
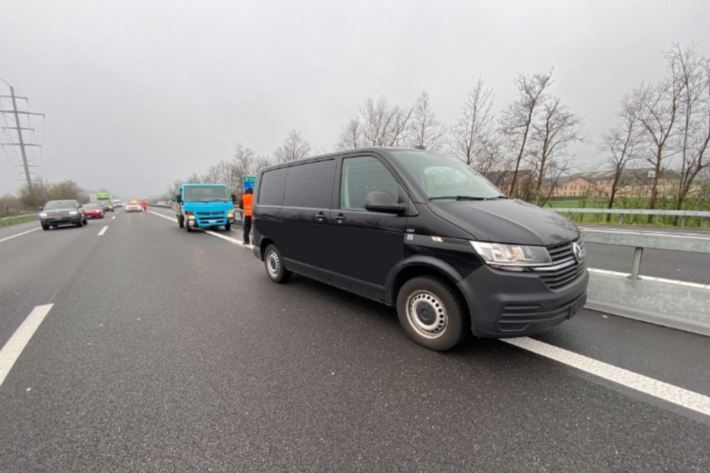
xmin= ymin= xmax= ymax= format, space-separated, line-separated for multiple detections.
xmin=0 ymin=214 xmax=37 ymax=227
xmin=582 ymin=229 xmax=710 ymax=279
xmin=581 ymin=228 xmax=710 ymax=336
xmin=554 ymin=208 xmax=710 ymax=227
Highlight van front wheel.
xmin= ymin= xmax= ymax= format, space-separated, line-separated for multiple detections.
xmin=264 ymin=245 xmax=291 ymax=283
xmin=397 ymin=276 xmax=469 ymax=351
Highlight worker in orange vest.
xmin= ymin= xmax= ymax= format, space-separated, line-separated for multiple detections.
xmin=141 ymin=200 xmax=148 ymax=212
xmin=240 ymin=187 xmax=253 ymax=245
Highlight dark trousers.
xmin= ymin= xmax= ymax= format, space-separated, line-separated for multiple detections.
xmin=243 ymin=216 xmax=252 ymax=244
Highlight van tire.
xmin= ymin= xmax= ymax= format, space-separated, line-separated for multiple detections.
xmin=397 ymin=276 xmax=469 ymax=351
xmin=264 ymin=245 xmax=291 ymax=283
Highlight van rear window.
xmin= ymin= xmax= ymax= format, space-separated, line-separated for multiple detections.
xmin=284 ymin=160 xmax=336 ymax=209
xmin=258 ymin=168 xmax=288 ymax=206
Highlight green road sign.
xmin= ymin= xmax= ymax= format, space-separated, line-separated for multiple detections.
xmin=243 ymin=176 xmax=256 ymax=190
xmin=96 ymin=192 xmax=110 ymax=199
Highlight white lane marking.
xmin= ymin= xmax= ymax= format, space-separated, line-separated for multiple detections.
xmin=98 ymin=226 xmax=108 ymax=236
xmin=147 ymin=211 xmax=254 ymax=248
xmin=502 ymin=337 xmax=710 ymax=418
xmin=587 ymin=268 xmax=710 ymax=289
xmin=0 ymin=227 xmax=41 ymax=243
xmin=147 ymin=210 xmax=174 ymax=222
xmin=0 ymin=304 xmax=54 ymax=387
xmin=111 ymin=216 xmax=116 ymax=220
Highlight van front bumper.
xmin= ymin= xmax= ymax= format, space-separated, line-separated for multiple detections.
xmin=457 ymin=264 xmax=589 ymax=338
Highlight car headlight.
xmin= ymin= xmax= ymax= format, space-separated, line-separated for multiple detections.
xmin=68 ymin=210 xmax=78 ymax=215
xmin=39 ymin=212 xmax=47 ymax=217
xmin=470 ymin=241 xmax=551 ymax=271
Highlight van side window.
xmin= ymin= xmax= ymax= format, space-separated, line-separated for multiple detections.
xmin=284 ymin=160 xmax=336 ymax=208
xmin=258 ymin=168 xmax=288 ymax=206
xmin=340 ymin=156 xmax=398 ymax=210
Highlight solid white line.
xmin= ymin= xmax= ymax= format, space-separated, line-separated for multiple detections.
xmin=0 ymin=227 xmax=41 ymax=243
xmin=146 ymin=211 xmax=253 ymax=248
xmin=0 ymin=304 xmax=54 ymax=387
xmin=147 ymin=210 xmax=174 ymax=222
xmin=98 ymin=226 xmax=108 ymax=236
xmin=502 ymin=337 xmax=710 ymax=417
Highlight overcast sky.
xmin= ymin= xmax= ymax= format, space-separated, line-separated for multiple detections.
xmin=1 ymin=0 xmax=709 ymax=199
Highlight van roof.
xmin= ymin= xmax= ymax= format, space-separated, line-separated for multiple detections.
xmin=260 ymin=147 xmax=429 ymax=173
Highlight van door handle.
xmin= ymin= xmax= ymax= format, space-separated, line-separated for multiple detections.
xmin=315 ymin=212 xmax=326 ymax=222
xmin=335 ymin=213 xmax=346 ymax=223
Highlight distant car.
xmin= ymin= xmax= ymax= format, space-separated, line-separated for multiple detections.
xmin=38 ymin=200 xmax=88 ymax=230
xmin=101 ymin=202 xmax=114 ymax=212
xmin=125 ymin=201 xmax=142 ymax=213
xmin=83 ymin=203 xmax=105 ymax=219
xmin=157 ymin=200 xmax=169 ymax=208
xmin=112 ymin=199 xmax=122 ymax=208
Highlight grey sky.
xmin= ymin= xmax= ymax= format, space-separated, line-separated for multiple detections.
xmin=1 ymin=0 xmax=709 ymax=199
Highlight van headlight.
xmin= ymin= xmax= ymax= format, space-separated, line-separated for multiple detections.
xmin=470 ymin=241 xmax=551 ymax=271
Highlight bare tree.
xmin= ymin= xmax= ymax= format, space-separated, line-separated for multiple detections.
xmin=500 ymin=70 xmax=554 ymax=197
xmin=273 ymin=130 xmax=312 ymax=163
xmin=409 ymin=91 xmax=447 ymax=151
xmin=528 ymin=97 xmax=583 ymax=204
xmin=637 ymin=69 xmax=683 ymax=221
xmin=601 ymin=90 xmax=645 ymax=220
xmin=450 ymin=78 xmax=501 ymax=174
xmin=668 ymin=44 xmax=710 ymax=220
xmin=336 ymin=118 xmax=364 ymax=150
xmin=357 ymin=97 xmax=414 ymax=147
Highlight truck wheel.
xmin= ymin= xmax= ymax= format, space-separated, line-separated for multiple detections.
xmin=178 ymin=216 xmax=184 ymax=228
xmin=396 ymin=276 xmax=469 ymax=352
xmin=225 ymin=223 xmax=231 ymax=231
xmin=264 ymin=245 xmax=291 ymax=283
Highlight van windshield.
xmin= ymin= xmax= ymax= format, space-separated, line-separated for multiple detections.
xmin=184 ymin=186 xmax=231 ymax=202
xmin=390 ymin=150 xmax=504 ymax=200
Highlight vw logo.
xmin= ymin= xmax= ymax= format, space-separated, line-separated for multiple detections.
xmin=573 ymin=242 xmax=585 ymax=263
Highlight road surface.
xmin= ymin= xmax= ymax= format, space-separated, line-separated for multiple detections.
xmin=0 ymin=210 xmax=708 ymax=472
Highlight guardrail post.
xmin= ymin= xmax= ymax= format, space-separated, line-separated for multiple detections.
xmin=629 ymin=247 xmax=643 ymax=280
xmin=681 ymin=216 xmax=686 ymax=228
xmin=619 ymin=214 xmax=624 ymax=225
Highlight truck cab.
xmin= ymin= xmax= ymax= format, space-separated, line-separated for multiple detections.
xmin=173 ymin=183 xmax=236 ymax=232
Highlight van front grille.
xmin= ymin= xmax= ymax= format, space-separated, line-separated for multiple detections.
xmin=535 ymin=240 xmax=586 ymax=290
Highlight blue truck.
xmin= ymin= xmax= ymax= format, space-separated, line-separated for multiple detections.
xmin=173 ymin=183 xmax=236 ymax=232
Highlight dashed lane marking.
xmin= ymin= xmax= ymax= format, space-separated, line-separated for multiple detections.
xmin=98 ymin=226 xmax=108 ymax=236
xmin=0 ymin=227 xmax=41 ymax=244
xmin=502 ymin=336 xmax=710 ymax=418
xmin=0 ymin=304 xmax=54 ymax=387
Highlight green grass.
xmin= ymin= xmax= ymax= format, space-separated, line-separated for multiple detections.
xmin=542 ymin=198 xmax=710 ymax=229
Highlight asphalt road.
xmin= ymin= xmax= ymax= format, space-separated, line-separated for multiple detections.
xmin=0 ymin=209 xmax=709 ymax=472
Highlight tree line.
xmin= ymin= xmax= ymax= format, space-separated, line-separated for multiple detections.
xmin=172 ymin=43 xmax=710 ymax=219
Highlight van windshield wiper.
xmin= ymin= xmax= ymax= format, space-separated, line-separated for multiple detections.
xmin=429 ymin=196 xmax=488 ymax=201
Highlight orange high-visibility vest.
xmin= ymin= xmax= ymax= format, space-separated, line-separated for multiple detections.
xmin=242 ymin=194 xmax=253 ymax=217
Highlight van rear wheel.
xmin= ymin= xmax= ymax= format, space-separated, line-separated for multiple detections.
xmin=397 ymin=276 xmax=469 ymax=351
xmin=264 ymin=245 xmax=291 ymax=283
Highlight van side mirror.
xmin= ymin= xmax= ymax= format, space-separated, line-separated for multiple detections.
xmin=365 ymin=191 xmax=406 ymax=214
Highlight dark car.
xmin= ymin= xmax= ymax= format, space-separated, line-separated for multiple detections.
xmin=38 ymin=200 xmax=88 ymax=230
xmin=252 ymin=148 xmax=588 ymax=351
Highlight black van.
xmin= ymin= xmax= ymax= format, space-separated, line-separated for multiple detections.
xmin=252 ymin=148 xmax=588 ymax=351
